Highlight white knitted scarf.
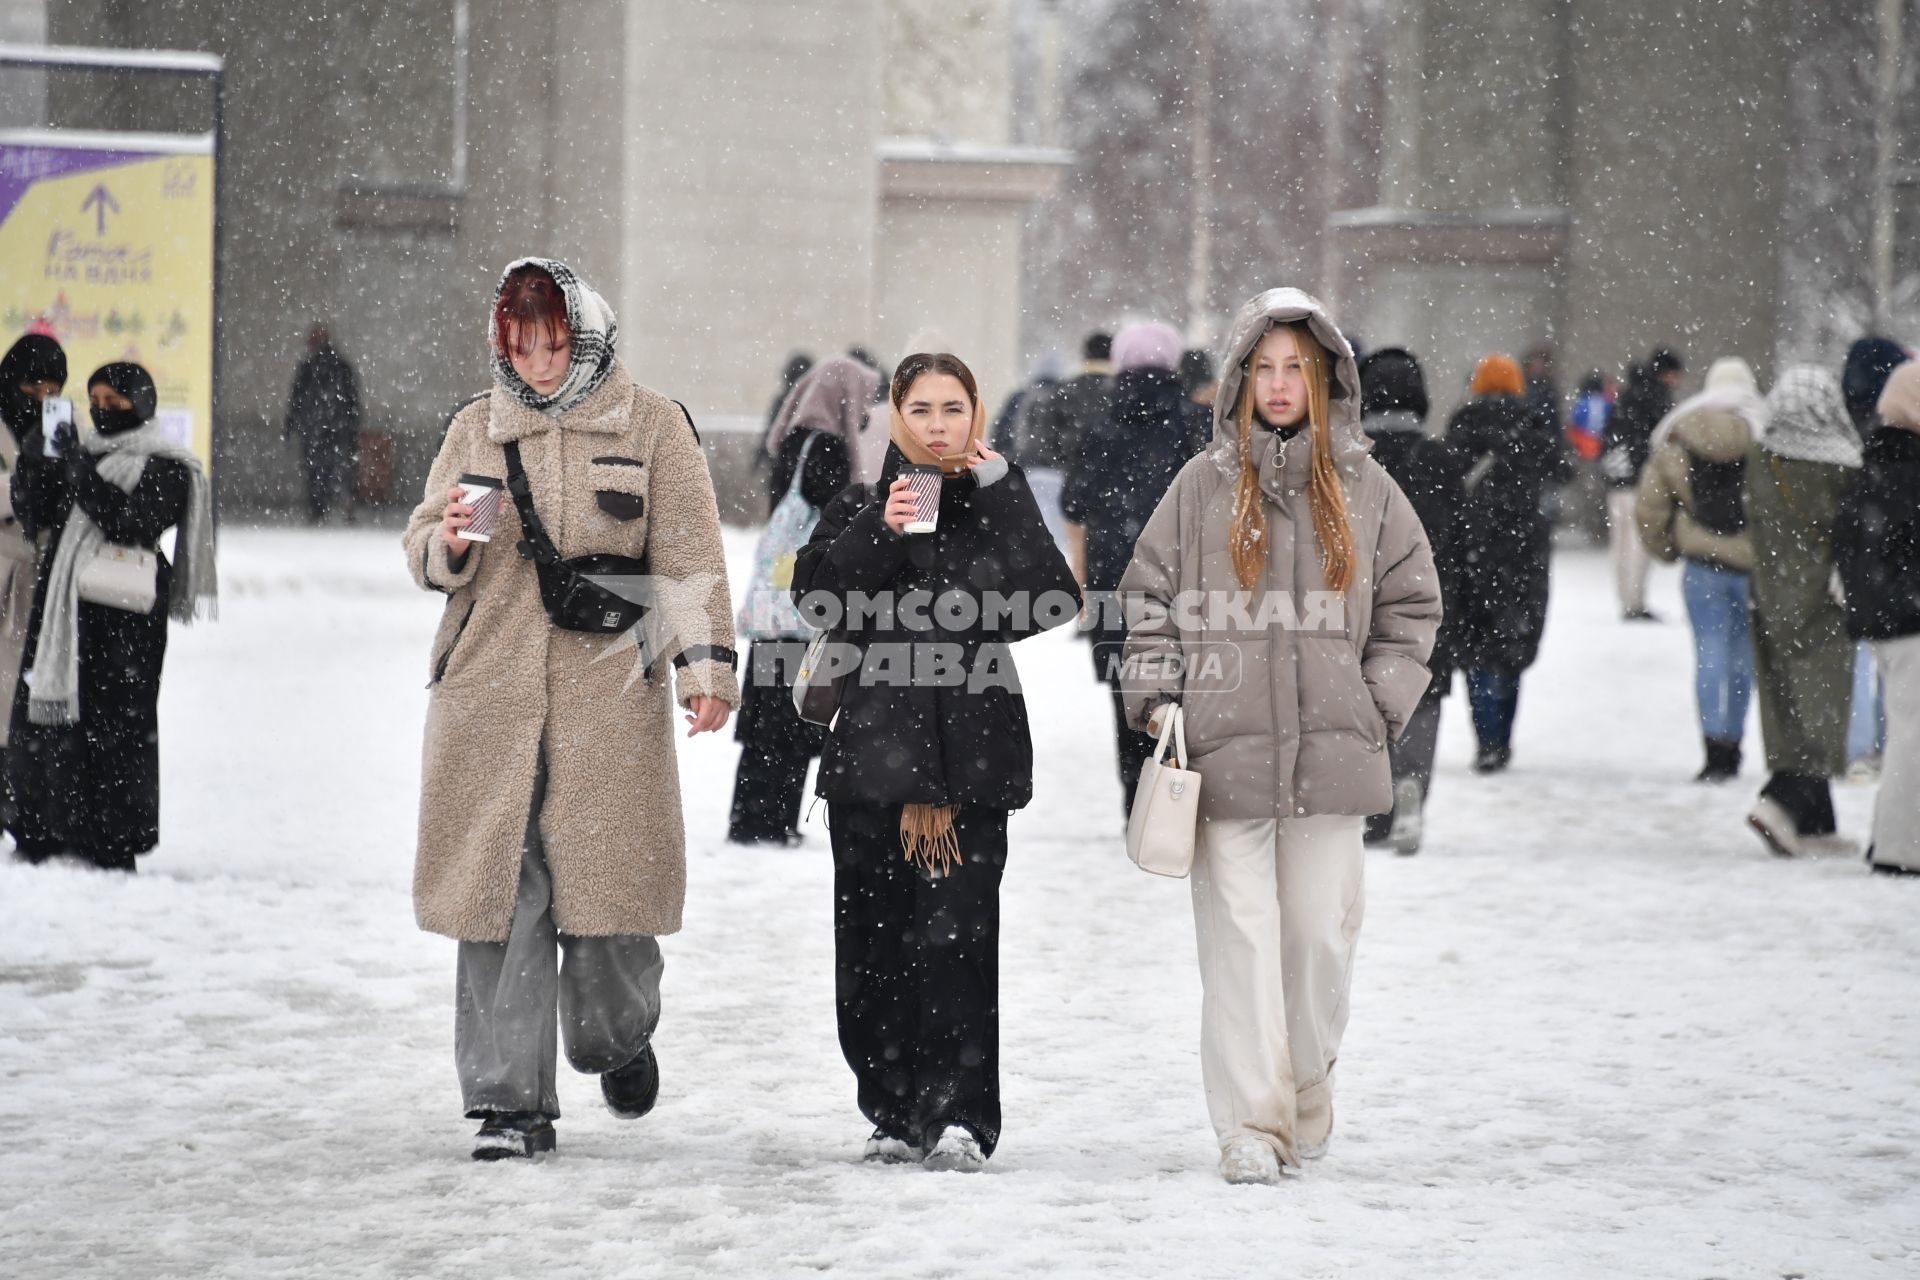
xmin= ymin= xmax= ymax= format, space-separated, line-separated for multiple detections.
xmin=29 ymin=423 xmax=216 ymax=726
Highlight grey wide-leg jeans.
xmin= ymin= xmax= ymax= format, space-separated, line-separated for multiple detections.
xmin=455 ymin=750 xmax=663 ymax=1119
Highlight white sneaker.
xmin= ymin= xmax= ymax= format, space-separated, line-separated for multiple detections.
xmin=1389 ymin=778 xmax=1424 ymax=855
xmin=1746 ymin=797 xmax=1805 ymax=858
xmin=922 ymin=1126 xmax=986 ymax=1172
xmin=1219 ymin=1138 xmax=1282 ymax=1185
xmin=1801 ymin=832 xmax=1862 ymax=860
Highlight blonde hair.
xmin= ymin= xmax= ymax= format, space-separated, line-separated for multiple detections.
xmin=1228 ymin=322 xmax=1355 ymax=594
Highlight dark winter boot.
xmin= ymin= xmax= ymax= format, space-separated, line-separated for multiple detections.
xmin=472 ymin=1111 xmax=557 ymax=1161
xmin=86 ymin=848 xmax=138 ymax=874
xmin=1695 ymin=738 xmax=1741 ymax=783
xmin=601 ymin=1044 xmax=659 ymax=1120
xmin=1362 ymin=812 xmax=1393 ymax=846
xmin=1471 ymin=745 xmax=1512 ymax=774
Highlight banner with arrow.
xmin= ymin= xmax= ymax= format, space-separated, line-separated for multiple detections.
xmin=0 ymin=128 xmax=215 ymax=477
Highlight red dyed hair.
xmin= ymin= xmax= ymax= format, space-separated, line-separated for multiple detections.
xmin=493 ymin=265 xmax=569 ymax=361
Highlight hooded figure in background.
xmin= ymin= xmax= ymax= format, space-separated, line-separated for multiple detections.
xmin=1742 ymin=366 xmax=1861 ymax=860
xmin=0 ymin=334 xmax=66 ymax=821
xmin=283 ymin=324 xmax=362 ymax=524
xmin=1446 ymin=353 xmax=1574 ymax=772
xmin=8 ymin=360 xmax=215 ymax=871
xmin=1357 ymin=345 xmax=1463 ymax=853
xmin=1834 ymin=361 xmax=1920 ymax=874
xmin=1061 ymin=319 xmax=1211 ymax=814
xmin=728 ymin=355 xmax=882 ymax=846
xmin=1635 ymin=357 xmax=1769 ymax=783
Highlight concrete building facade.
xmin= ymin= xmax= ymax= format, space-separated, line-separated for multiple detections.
xmin=2 ymin=0 xmax=1065 ymax=518
xmin=1328 ymin=0 xmax=1790 ymax=419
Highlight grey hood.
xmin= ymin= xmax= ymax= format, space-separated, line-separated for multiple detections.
xmin=1210 ymin=287 xmax=1368 ymax=471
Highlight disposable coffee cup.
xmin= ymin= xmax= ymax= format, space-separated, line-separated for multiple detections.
xmin=456 ymin=473 xmax=503 ymax=542
xmin=902 ymin=463 xmax=942 ymax=535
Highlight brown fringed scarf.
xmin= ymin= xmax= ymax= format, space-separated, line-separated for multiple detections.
xmin=885 ymin=397 xmax=989 ymax=872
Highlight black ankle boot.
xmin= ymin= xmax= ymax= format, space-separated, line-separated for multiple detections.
xmin=472 ymin=1111 xmax=557 ymax=1161
xmin=601 ymin=1044 xmax=659 ymax=1120
xmin=1695 ymin=738 xmax=1741 ymax=783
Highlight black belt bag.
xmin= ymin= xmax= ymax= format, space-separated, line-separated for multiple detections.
xmin=503 ymin=439 xmax=650 ymax=634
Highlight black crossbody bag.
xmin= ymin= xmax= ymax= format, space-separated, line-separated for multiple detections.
xmin=502 ymin=439 xmax=651 ymax=634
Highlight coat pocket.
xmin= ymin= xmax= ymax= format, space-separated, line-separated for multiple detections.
xmin=428 ymin=597 xmax=476 ymax=687
xmin=590 ymin=456 xmax=648 ymax=521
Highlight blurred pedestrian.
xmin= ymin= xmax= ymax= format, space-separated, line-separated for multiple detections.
xmin=1448 ymin=353 xmax=1572 ymax=773
xmin=1604 ymin=347 xmax=1685 ymax=620
xmin=1834 ymin=361 xmax=1920 ymax=874
xmin=1743 ymin=366 xmax=1859 ymax=859
xmin=1015 ymin=331 xmax=1113 ymax=550
xmin=1635 ymin=357 xmax=1766 ymax=782
xmin=1839 ymin=337 xmax=1908 ymax=776
xmin=0 ymin=334 xmax=64 ymax=839
xmin=1567 ymin=370 xmax=1611 ymax=461
xmin=8 ymin=361 xmax=216 ymax=871
xmin=283 ymin=324 xmax=362 ymax=525
xmin=1179 ymin=347 xmax=1218 ymax=409
xmin=728 ymin=356 xmax=879 ymax=846
xmin=1062 ymin=320 xmax=1209 ymax=814
xmin=751 ymin=351 xmax=815 ymax=504
xmin=1358 ymin=346 xmax=1464 ymax=853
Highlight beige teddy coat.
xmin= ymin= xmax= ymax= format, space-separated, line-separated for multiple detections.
xmin=403 ymin=359 xmax=738 ymax=942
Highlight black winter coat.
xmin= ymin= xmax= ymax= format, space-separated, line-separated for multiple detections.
xmin=791 ymin=446 xmax=1080 ymax=812
xmin=1834 ymin=427 xmax=1920 ymax=642
xmin=1367 ymin=426 xmax=1467 ymax=688
xmin=7 ymin=449 xmax=191 ymax=856
xmin=1063 ymin=367 xmax=1209 ymax=595
xmin=768 ymin=427 xmax=851 ymax=517
xmin=1602 ymin=368 xmax=1673 ymax=489
xmin=1016 ymin=370 xmax=1112 ymax=472
xmin=284 ymin=347 xmax=361 ymax=447
xmin=1447 ymin=395 xmax=1571 ymax=672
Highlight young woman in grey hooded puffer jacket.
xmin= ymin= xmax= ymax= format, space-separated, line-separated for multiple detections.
xmin=1120 ymin=289 xmax=1441 ymax=1185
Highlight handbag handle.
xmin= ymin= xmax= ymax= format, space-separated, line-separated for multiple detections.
xmin=1150 ymin=703 xmax=1188 ymax=770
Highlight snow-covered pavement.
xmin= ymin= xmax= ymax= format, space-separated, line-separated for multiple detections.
xmin=2 ymin=526 xmax=1916 ymax=1279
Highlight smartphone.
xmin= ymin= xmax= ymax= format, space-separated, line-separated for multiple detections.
xmin=40 ymin=397 xmax=73 ymax=456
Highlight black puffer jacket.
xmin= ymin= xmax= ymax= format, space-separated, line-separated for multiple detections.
xmin=1063 ymin=367 xmax=1209 ymax=594
xmin=791 ymin=446 xmax=1081 ymax=811
xmin=1366 ymin=421 xmax=1466 ymax=688
xmin=1447 ymin=394 xmax=1572 ymax=671
xmin=1834 ymin=426 xmax=1920 ymax=641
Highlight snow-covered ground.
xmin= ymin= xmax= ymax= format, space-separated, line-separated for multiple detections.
xmin=2 ymin=526 xmax=1916 ymax=1279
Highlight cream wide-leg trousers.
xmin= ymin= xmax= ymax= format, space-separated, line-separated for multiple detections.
xmin=1189 ymin=814 xmax=1366 ymax=1166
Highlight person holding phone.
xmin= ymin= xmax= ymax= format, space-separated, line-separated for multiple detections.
xmin=8 ymin=361 xmax=215 ymax=870
xmin=790 ymin=353 xmax=1079 ymax=1171
xmin=404 ymin=258 xmax=739 ymax=1161
xmin=0 ymin=334 xmax=66 ymax=843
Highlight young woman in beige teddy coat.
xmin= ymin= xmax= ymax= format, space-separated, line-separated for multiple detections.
xmin=404 ymin=258 xmax=739 ymax=1160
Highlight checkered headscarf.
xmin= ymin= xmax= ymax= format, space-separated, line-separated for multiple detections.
xmin=489 ymin=257 xmax=619 ymax=416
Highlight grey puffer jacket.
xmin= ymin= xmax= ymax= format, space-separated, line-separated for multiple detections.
xmin=1118 ymin=288 xmax=1442 ymax=821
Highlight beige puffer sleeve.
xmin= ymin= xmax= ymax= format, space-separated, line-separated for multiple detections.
xmin=1634 ymin=443 xmax=1685 ymax=564
xmin=645 ymin=405 xmax=741 ymax=710
xmin=1362 ymin=474 xmax=1442 ymax=739
xmin=404 ymin=408 xmax=483 ymax=595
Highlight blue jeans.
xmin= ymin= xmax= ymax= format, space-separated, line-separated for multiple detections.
xmin=1848 ymin=642 xmax=1887 ymax=762
xmin=1466 ymin=668 xmax=1521 ymax=750
xmin=1680 ymin=560 xmax=1753 ymax=742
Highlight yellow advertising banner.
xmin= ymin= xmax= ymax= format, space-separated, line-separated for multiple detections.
xmin=0 ymin=128 xmax=215 ymax=477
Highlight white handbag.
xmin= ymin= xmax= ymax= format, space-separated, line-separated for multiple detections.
xmin=1126 ymin=704 xmax=1203 ymax=878
xmin=77 ymin=543 xmax=159 ymax=613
